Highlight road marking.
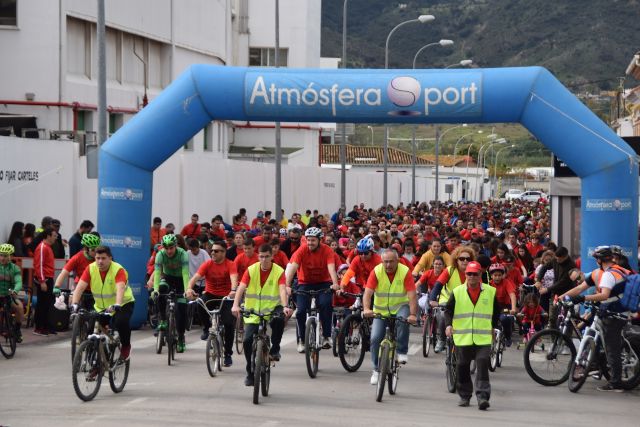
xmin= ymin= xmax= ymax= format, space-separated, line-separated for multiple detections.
xmin=258 ymin=421 xmax=280 ymax=427
xmin=124 ymin=397 xmax=148 ymax=406
xmin=408 ymin=343 xmax=421 ymax=355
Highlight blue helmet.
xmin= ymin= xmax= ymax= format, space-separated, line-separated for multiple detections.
xmin=357 ymin=237 xmax=374 ymax=253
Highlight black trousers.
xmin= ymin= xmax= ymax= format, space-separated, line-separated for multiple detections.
xmin=157 ymin=275 xmax=187 ymax=339
xmin=34 ymin=278 xmax=54 ymax=331
xmin=99 ymin=302 xmax=134 ymax=347
xmin=198 ymin=293 xmax=235 ymax=356
xmin=456 ymin=345 xmax=491 ymax=401
xmin=243 ymin=316 xmax=285 ymax=375
xmin=602 ymin=316 xmax=626 ymax=386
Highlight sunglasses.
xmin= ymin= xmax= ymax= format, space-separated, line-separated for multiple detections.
xmin=212 ymin=249 xmax=225 ymax=253
xmin=466 ymin=272 xmax=480 ymax=276
xmin=458 ymin=256 xmax=472 ymax=262
xmin=361 ymin=251 xmax=372 ymax=256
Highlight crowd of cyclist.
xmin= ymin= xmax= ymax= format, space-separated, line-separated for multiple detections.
xmin=2 ymin=197 xmax=639 ymax=404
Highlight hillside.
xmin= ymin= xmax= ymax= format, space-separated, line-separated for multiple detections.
xmin=321 ymin=0 xmax=639 ymax=91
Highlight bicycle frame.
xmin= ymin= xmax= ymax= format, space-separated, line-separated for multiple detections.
xmin=86 ymin=313 xmax=121 ymax=376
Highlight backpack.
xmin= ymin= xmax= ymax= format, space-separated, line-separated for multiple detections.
xmin=617 ymin=273 xmax=640 ymax=313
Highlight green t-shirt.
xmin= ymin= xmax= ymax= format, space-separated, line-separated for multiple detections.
xmin=153 ymin=247 xmax=189 ymax=291
xmin=0 ymin=262 xmax=22 ymax=296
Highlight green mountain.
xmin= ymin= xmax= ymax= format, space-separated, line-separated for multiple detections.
xmin=321 ymin=0 xmax=639 ymax=91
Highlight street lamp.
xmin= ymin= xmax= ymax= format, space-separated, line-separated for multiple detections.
xmin=445 ymin=59 xmax=473 ymax=69
xmin=452 ymin=130 xmax=482 ymax=199
xmin=464 ymin=142 xmax=476 ymax=201
xmin=367 ymin=125 xmax=374 ymax=145
xmin=494 ymin=144 xmax=516 ymax=198
xmin=383 ymin=14 xmax=435 ymax=207
xmin=412 ymin=39 xmax=454 ymax=69
xmin=434 ymin=123 xmax=467 ymax=206
xmin=475 ymin=138 xmax=506 ymax=200
xmin=339 ymin=0 xmax=349 ymax=212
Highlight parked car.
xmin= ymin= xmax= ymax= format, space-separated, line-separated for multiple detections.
xmin=518 ymin=190 xmax=548 ymax=202
xmin=504 ymin=189 xmax=524 ymax=200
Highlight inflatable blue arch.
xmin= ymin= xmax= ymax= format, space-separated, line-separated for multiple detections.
xmin=98 ymin=65 xmax=639 ymax=327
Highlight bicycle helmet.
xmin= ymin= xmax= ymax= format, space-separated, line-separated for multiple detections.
xmin=304 ymin=227 xmax=323 ymax=239
xmin=356 ymin=237 xmax=374 ymax=253
xmin=610 ymin=245 xmax=623 ymax=256
xmin=81 ymin=233 xmax=101 ymax=249
xmin=337 ymin=263 xmax=349 ymax=274
xmin=279 ymin=228 xmax=288 ymax=237
xmin=0 ymin=243 xmax=15 ymax=255
xmin=489 ymin=263 xmax=505 ymax=274
xmin=162 ymin=234 xmax=177 ymax=247
xmin=592 ymin=245 xmax=613 ymax=261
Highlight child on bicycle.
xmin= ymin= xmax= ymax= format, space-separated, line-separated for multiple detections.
xmin=518 ymin=293 xmax=546 ymax=343
xmin=333 ymin=264 xmax=360 ymax=315
xmin=416 ymin=256 xmax=445 ymax=313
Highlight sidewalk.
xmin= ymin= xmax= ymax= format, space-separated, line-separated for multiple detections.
xmin=19 ymin=325 xmax=70 ymax=346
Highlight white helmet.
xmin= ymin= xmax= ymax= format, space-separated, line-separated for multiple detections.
xmin=304 ymin=227 xmax=323 ymax=238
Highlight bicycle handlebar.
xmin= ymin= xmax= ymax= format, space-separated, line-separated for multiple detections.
xmin=293 ymin=288 xmax=334 ymax=296
xmin=240 ymin=308 xmax=283 ymax=320
xmin=340 ymin=291 xmax=363 ymax=299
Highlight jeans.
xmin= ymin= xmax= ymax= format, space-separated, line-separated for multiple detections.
xmin=34 ymin=278 xmax=54 ymax=331
xmin=499 ymin=313 xmax=514 ymax=341
xmin=457 ymin=345 xmax=491 ymax=401
xmin=296 ymin=283 xmax=332 ymax=341
xmin=242 ymin=315 xmax=285 ymax=375
xmin=602 ymin=316 xmax=626 ymax=386
xmin=370 ymin=304 xmax=410 ymax=370
xmin=157 ymin=275 xmax=187 ymax=339
xmin=198 ymin=293 xmax=235 ymax=356
xmin=435 ymin=306 xmax=446 ymax=341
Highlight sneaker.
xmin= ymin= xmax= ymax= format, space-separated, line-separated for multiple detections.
xmin=370 ymin=370 xmax=379 ymax=385
xmin=244 ymin=375 xmax=254 ymax=387
xmin=505 ymin=337 xmax=512 ymax=347
xmin=33 ymin=329 xmax=48 ymax=336
xmin=15 ymin=329 xmax=23 ymax=343
xmin=397 ymin=353 xmax=408 ymax=364
xmin=297 ymin=342 xmax=305 ymax=353
xmin=435 ymin=339 xmax=445 ymax=353
xmin=177 ymin=340 xmax=186 ymax=353
xmin=270 ymin=352 xmax=281 ymax=362
xmin=322 ymin=337 xmax=332 ymax=349
xmin=119 ymin=345 xmax=131 ymax=361
xmin=224 ymin=355 xmax=233 ymax=367
xmin=200 ymin=329 xmax=209 ymax=341
xmin=597 ymin=383 xmax=624 ymax=393
xmin=458 ymin=398 xmax=470 ymax=407
xmin=478 ymin=399 xmax=490 ymax=410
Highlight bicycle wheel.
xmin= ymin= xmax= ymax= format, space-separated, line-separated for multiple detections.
xmin=496 ymin=339 xmax=504 ymax=368
xmin=167 ymin=318 xmax=175 ymax=366
xmin=0 ymin=310 xmax=17 ymax=359
xmin=524 ymin=329 xmax=576 ymax=386
xmin=305 ymin=318 xmax=319 ymax=378
xmin=332 ymin=326 xmax=339 ymax=358
xmin=235 ymin=314 xmax=244 ymax=355
xmin=253 ymin=339 xmax=263 ymax=405
xmin=388 ymin=360 xmax=398 ymax=395
xmin=156 ymin=329 xmax=164 ymax=354
xmin=376 ymin=343 xmax=390 ymax=402
xmin=206 ymin=335 xmax=220 ymax=377
xmin=185 ymin=301 xmax=194 ymax=331
xmin=70 ymin=314 xmax=88 ymax=362
xmin=261 ymin=342 xmax=270 ymax=397
xmin=422 ymin=315 xmax=432 ymax=358
xmin=489 ymin=338 xmax=498 ymax=372
xmin=338 ymin=314 xmax=366 ymax=372
xmin=108 ymin=345 xmax=130 ymax=393
xmin=446 ymin=344 xmax=457 ymax=393
xmin=568 ymin=340 xmax=594 ymax=393
xmin=621 ymin=337 xmax=640 ymax=390
xmin=72 ymin=340 xmax=102 ymax=402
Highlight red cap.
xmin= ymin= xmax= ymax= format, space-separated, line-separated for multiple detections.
xmin=471 ymin=228 xmax=479 ymax=234
xmin=466 ymin=261 xmax=482 ymax=274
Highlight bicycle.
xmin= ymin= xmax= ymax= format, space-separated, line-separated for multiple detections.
xmin=337 ymin=292 xmax=370 ymax=372
xmin=489 ymin=310 xmax=513 ymax=371
xmin=295 ymin=288 xmax=332 ymax=378
xmin=523 ymin=298 xmax=582 ymax=386
xmin=70 ymin=294 xmax=97 ymax=362
xmin=331 ymin=306 xmax=348 ymax=357
xmin=516 ymin=312 xmax=548 ymax=350
xmin=190 ymin=296 xmax=228 ymax=377
xmin=241 ymin=308 xmax=282 ymax=404
xmin=422 ymin=304 xmax=443 ymax=358
xmin=445 ymin=335 xmax=458 ymax=393
xmin=568 ymin=304 xmax=640 ymax=392
xmin=235 ymin=303 xmax=245 ymax=355
xmin=373 ymin=313 xmax=411 ymax=402
xmin=155 ymin=290 xmax=181 ymax=366
xmin=0 ymin=295 xmax=18 ymax=359
xmin=71 ymin=310 xmax=130 ymax=401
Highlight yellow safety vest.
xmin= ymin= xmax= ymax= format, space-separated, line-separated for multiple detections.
xmin=373 ymin=263 xmax=410 ymax=315
xmin=439 ymin=266 xmax=464 ymax=305
xmin=89 ymin=261 xmax=134 ymax=312
xmin=244 ymin=262 xmax=283 ymax=324
xmin=452 ymin=284 xmax=496 ymax=346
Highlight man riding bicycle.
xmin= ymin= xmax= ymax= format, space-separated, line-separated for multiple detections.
xmin=54 ymin=233 xmax=101 ymax=310
xmin=153 ymin=234 xmax=190 ymax=353
xmin=71 ymin=246 xmax=135 ymax=361
xmin=0 ymin=244 xmax=25 ymax=343
xmin=232 ymin=244 xmax=291 ymax=386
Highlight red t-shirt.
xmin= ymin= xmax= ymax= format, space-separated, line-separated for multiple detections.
xmin=333 ymin=280 xmax=361 ymax=307
xmin=240 ymin=264 xmax=285 ymax=288
xmin=468 ymin=285 xmax=481 ymax=305
xmin=349 ymin=253 xmax=383 ymax=287
xmin=63 ymin=251 xmax=92 ymax=283
xmin=181 ymin=223 xmax=202 ymax=239
xmin=435 ymin=268 xmax=466 ymax=286
xmin=526 ymin=243 xmax=544 ymax=258
xmin=234 ymin=252 xmax=259 ymax=281
xmin=418 ymin=269 xmax=440 ymax=292
xmin=290 ymin=243 xmax=335 ymax=284
xmin=272 ymin=251 xmax=289 ymax=269
xmin=365 ymin=268 xmax=416 ymax=292
xmin=490 ymin=278 xmax=516 ymax=307
xmin=80 ymin=264 xmax=127 ymax=289
xmin=197 ymin=259 xmax=238 ymax=296
xmin=521 ymin=305 xmax=544 ymax=325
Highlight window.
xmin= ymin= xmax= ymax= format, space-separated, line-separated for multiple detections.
xmin=249 ymin=47 xmax=288 ymax=67
xmin=0 ymin=0 xmax=17 ymax=26
xmin=203 ymin=123 xmax=213 ymax=152
xmin=109 ymin=113 xmax=123 ymax=134
xmin=184 ymin=138 xmax=193 ymax=151
xmin=66 ymin=17 xmax=92 ymax=78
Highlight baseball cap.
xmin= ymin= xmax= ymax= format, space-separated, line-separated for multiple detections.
xmin=471 ymin=228 xmax=479 ymax=234
xmin=466 ymin=261 xmax=482 ymax=274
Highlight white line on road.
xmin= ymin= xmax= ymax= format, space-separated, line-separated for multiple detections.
xmin=408 ymin=343 xmax=421 ymax=355
xmin=124 ymin=397 xmax=148 ymax=407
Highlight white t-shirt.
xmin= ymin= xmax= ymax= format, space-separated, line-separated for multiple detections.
xmin=597 ymin=271 xmax=616 ymax=290
xmin=189 ymin=249 xmax=210 ymax=284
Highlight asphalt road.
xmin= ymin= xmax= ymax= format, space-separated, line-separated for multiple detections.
xmin=1 ymin=324 xmax=639 ymax=427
